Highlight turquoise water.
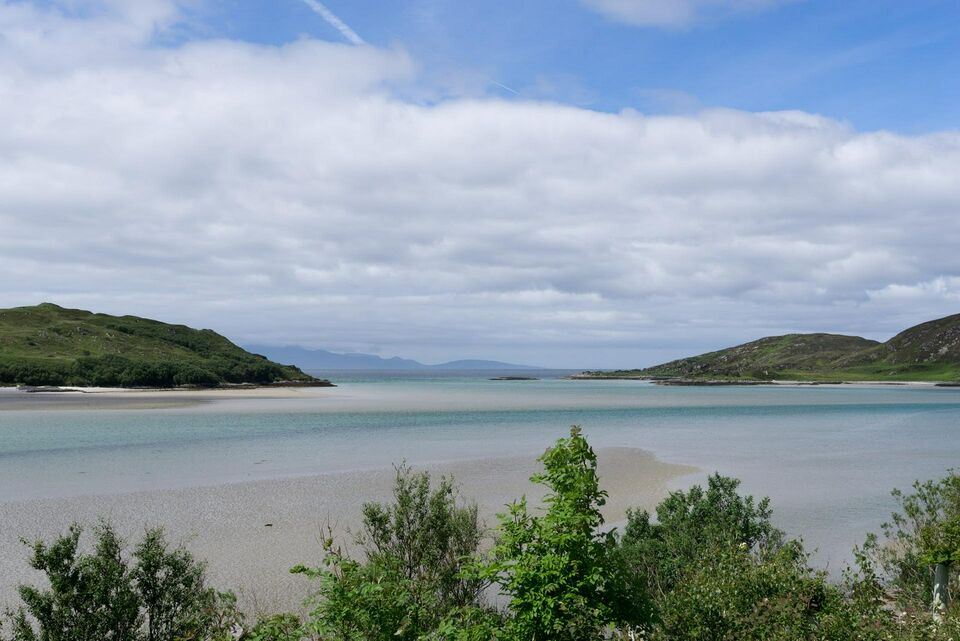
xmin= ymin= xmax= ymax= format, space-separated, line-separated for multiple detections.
xmin=2 ymin=373 xmax=960 ymax=568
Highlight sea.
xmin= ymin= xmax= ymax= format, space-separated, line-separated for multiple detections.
xmin=2 ymin=370 xmax=960 ymax=571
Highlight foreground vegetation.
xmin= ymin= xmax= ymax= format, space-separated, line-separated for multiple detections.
xmin=2 ymin=428 xmax=958 ymax=640
xmin=582 ymin=313 xmax=960 ymax=382
xmin=0 ymin=303 xmax=318 ymax=387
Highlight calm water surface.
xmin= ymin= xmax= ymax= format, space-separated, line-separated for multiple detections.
xmin=2 ymin=371 xmax=960 ymax=569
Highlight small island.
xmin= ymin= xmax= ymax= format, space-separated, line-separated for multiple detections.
xmin=575 ymin=313 xmax=960 ymax=385
xmin=0 ymin=303 xmax=332 ymax=388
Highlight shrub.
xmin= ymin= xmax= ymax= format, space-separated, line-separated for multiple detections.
xmin=359 ymin=465 xmax=485 ymax=612
xmin=73 ymin=354 xmax=135 ymax=386
xmin=0 ymin=360 xmax=70 ymax=386
xmin=651 ymin=541 xmax=835 ymax=641
xmin=620 ymin=473 xmax=784 ymax=602
xmin=858 ymin=470 xmax=960 ymax=611
xmin=295 ymin=465 xmax=485 ymax=641
xmin=1 ymin=522 xmax=241 ymax=641
xmin=171 ymin=365 xmax=220 ymax=387
xmin=7 ymin=523 xmax=141 ymax=641
xmin=247 ymin=613 xmax=305 ymax=641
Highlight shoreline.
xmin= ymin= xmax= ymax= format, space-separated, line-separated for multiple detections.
xmin=0 ymin=447 xmax=696 ymax=616
xmin=567 ymin=374 xmax=959 ymax=387
xmin=4 ymin=375 xmax=958 ymax=412
xmin=0 ymin=385 xmax=327 ymax=411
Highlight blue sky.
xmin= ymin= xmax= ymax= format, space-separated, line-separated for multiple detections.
xmin=2 ymin=0 xmax=960 ymax=367
xmin=205 ymin=0 xmax=960 ymax=133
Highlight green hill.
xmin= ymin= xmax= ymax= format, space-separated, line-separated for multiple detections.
xmin=584 ymin=313 xmax=960 ymax=382
xmin=635 ymin=333 xmax=881 ymax=380
xmin=0 ymin=303 xmax=321 ymax=388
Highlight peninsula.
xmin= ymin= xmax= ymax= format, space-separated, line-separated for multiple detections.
xmin=577 ymin=313 xmax=960 ymax=383
xmin=0 ymin=303 xmax=327 ymax=388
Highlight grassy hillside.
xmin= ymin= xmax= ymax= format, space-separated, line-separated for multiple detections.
xmin=0 ymin=303 xmax=319 ymax=387
xmin=585 ymin=314 xmax=960 ymax=382
xmin=636 ymin=333 xmax=881 ymax=380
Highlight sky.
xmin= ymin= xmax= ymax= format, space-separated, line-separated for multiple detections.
xmin=2 ymin=0 xmax=960 ymax=368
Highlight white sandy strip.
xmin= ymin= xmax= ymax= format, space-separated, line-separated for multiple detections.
xmin=0 ymin=448 xmax=696 ymax=617
xmin=0 ymin=386 xmax=322 ymax=411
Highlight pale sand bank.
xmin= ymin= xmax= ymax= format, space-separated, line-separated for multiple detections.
xmin=0 ymin=448 xmax=696 ymax=616
xmin=0 ymin=386 xmax=319 ymax=411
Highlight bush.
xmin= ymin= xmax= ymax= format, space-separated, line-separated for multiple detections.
xmin=0 ymin=360 xmax=70 ymax=386
xmin=294 ymin=465 xmax=485 ymax=641
xmin=652 ymin=541 xmax=835 ymax=641
xmin=620 ymin=473 xmax=784 ymax=603
xmin=7 ymin=523 xmax=142 ymax=641
xmin=73 ymin=354 xmax=134 ymax=386
xmin=247 ymin=613 xmax=305 ymax=641
xmin=858 ymin=470 xmax=960 ymax=612
xmin=171 ymin=365 xmax=220 ymax=387
xmin=1 ymin=522 xmax=241 ymax=641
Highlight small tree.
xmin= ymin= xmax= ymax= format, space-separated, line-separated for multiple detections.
xmin=133 ymin=528 xmax=240 ymax=641
xmin=471 ymin=426 xmax=637 ymax=640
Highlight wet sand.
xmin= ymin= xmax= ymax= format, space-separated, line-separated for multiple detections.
xmin=0 ymin=447 xmax=695 ymax=616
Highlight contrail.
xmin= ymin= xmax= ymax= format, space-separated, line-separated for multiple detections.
xmin=488 ymin=79 xmax=519 ymax=95
xmin=300 ymin=0 xmax=366 ymax=46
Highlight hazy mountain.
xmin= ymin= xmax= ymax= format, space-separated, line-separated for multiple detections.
xmin=244 ymin=345 xmax=538 ymax=371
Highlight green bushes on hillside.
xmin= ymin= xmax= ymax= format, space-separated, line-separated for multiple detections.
xmin=0 ymin=354 xmax=308 ymax=387
xmin=0 ymin=361 xmax=71 ymax=386
xmin=3 ymin=429 xmax=959 ymax=640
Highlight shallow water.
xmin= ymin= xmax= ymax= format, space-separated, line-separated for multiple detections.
xmin=2 ymin=372 xmax=960 ymax=570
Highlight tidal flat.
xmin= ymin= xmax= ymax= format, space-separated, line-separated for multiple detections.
xmin=0 ymin=447 xmax=690 ymax=615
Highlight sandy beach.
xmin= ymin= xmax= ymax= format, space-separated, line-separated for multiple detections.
xmin=0 ymin=447 xmax=695 ymax=617
xmin=0 ymin=386 xmax=320 ymax=411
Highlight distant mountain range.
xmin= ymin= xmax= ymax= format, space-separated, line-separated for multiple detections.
xmin=581 ymin=313 xmax=960 ymax=382
xmin=244 ymin=345 xmax=539 ymax=371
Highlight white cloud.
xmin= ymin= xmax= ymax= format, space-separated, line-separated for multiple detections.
xmin=2 ymin=1 xmax=959 ymax=367
xmin=581 ymin=0 xmax=792 ymax=27
xmin=868 ymin=278 xmax=960 ymax=303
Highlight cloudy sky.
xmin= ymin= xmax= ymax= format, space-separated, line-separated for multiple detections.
xmin=2 ymin=0 xmax=959 ymax=368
